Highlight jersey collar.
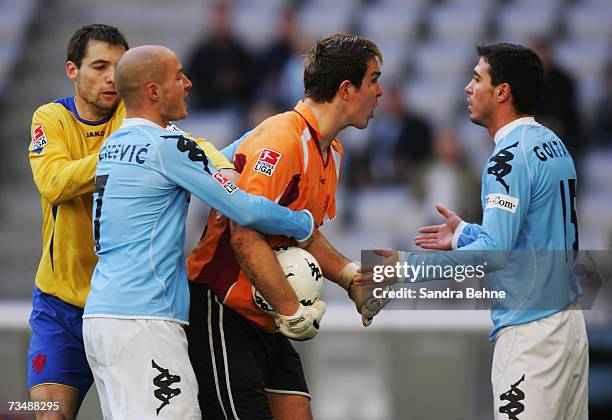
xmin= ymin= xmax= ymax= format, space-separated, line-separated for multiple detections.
xmin=493 ymin=117 xmax=539 ymax=145
xmin=121 ymin=117 xmax=165 ymax=130
xmin=55 ymin=96 xmax=115 ymax=126
xmin=293 ymin=100 xmax=338 ymax=167
xmin=293 ymin=100 xmax=322 ymax=139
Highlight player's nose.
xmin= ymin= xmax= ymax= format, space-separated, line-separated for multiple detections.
xmin=183 ymin=74 xmax=193 ymax=90
xmin=106 ymin=68 xmax=116 ymax=85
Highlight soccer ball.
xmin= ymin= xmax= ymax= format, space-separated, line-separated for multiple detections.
xmin=252 ymin=246 xmax=323 ymax=315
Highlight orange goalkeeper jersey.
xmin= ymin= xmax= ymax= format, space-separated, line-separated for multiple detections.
xmin=187 ymin=100 xmax=343 ymax=331
xmin=29 ymin=96 xmax=233 ymax=308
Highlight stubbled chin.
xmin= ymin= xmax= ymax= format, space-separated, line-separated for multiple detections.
xmin=96 ymin=102 xmax=118 ymax=114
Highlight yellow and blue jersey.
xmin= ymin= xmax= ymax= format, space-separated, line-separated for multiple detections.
xmin=29 ymin=96 xmax=233 ymax=308
xmin=29 ymin=97 xmax=125 ymax=308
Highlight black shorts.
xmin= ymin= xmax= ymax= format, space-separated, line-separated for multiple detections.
xmin=187 ymin=282 xmax=309 ymax=420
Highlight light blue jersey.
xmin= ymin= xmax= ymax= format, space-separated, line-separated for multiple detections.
xmin=402 ymin=117 xmax=581 ymax=340
xmin=84 ymin=118 xmax=314 ymax=323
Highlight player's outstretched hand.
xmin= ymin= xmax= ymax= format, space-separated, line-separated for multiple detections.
xmin=275 ymin=301 xmax=326 ymax=341
xmin=414 ymin=204 xmax=462 ymax=250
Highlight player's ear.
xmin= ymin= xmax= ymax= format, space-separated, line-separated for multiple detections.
xmin=496 ymin=82 xmax=511 ymax=104
xmin=338 ymin=80 xmax=353 ymax=101
xmin=66 ymin=61 xmax=79 ymax=82
xmin=146 ymin=82 xmax=160 ymax=102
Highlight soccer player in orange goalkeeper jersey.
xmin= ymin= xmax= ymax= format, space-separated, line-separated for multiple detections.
xmin=186 ymin=34 xmax=386 ymax=420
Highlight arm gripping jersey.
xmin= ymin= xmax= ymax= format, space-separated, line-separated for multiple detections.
xmin=84 ymin=119 xmax=314 ymax=322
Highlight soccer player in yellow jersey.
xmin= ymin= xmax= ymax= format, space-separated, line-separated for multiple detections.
xmin=26 ymin=24 xmax=236 ymax=419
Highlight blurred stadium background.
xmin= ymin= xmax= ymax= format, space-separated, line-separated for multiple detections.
xmin=0 ymin=0 xmax=611 ymax=418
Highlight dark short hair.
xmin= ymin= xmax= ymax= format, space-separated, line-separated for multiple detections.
xmin=67 ymin=24 xmax=129 ymax=68
xmin=304 ymin=34 xmax=382 ymax=103
xmin=476 ymin=43 xmax=544 ymax=115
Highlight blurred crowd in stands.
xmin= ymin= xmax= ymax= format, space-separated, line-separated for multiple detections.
xmin=181 ymin=1 xmax=611 ymax=236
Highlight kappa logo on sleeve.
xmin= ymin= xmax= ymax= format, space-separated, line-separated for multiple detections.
xmin=213 ymin=172 xmax=237 ymax=194
xmin=30 ymin=125 xmax=48 ymax=154
xmin=486 ymin=193 xmax=519 ymax=213
xmin=487 ymin=142 xmax=518 ymax=193
xmin=254 ymin=148 xmax=282 ymax=176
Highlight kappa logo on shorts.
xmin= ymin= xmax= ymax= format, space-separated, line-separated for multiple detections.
xmin=499 ymin=374 xmax=525 ymax=419
xmin=30 ymin=125 xmax=48 ymax=154
xmin=31 ymin=353 xmax=47 ymax=374
xmin=213 ymin=172 xmax=237 ymax=194
xmin=254 ymin=148 xmax=282 ymax=176
xmin=152 ymin=359 xmax=182 ymax=415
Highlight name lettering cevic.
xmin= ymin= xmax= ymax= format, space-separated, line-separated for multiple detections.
xmin=99 ymin=143 xmax=149 ymax=164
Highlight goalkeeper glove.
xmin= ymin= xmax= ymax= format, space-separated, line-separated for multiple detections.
xmin=275 ymin=301 xmax=326 ymax=341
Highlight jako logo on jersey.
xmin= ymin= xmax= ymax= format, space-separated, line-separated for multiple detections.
xmin=488 ymin=142 xmax=518 ymax=193
xmin=86 ymin=130 xmax=105 ymax=138
xmin=486 ymin=193 xmax=519 ymax=213
xmin=213 ymin=172 xmax=237 ymax=194
xmin=31 ymin=353 xmax=47 ymax=374
xmin=254 ymin=149 xmax=282 ymax=176
xmin=30 ymin=125 xmax=48 ymax=154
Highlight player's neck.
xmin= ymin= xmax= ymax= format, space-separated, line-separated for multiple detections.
xmin=487 ymin=111 xmax=531 ymax=139
xmin=303 ymin=98 xmax=339 ymax=155
xmin=74 ymin=96 xmax=112 ymax=122
xmin=125 ymin=109 xmax=167 ymax=128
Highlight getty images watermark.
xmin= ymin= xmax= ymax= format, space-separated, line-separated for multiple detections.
xmin=371 ymin=260 xmax=506 ymax=300
xmin=361 ymin=250 xmax=611 ymax=310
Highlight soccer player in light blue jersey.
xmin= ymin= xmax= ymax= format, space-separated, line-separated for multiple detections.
xmin=82 ymin=45 xmax=322 ymax=420
xmin=368 ymin=44 xmax=588 ymax=419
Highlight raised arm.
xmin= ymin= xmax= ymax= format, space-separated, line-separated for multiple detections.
xmin=157 ymin=133 xmax=314 ymax=241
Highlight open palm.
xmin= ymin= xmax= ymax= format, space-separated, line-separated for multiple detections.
xmin=415 ymin=204 xmax=462 ymax=250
